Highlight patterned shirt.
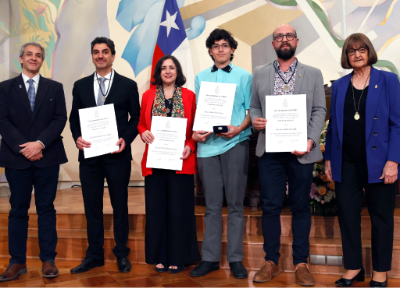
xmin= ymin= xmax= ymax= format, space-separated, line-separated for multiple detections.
xmin=273 ymin=58 xmax=298 ymax=95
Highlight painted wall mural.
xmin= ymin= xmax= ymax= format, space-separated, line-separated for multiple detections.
xmin=0 ymin=0 xmax=399 ymax=182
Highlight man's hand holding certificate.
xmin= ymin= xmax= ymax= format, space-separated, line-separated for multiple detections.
xmin=146 ymin=116 xmax=187 ymax=171
xmin=78 ymin=104 xmax=120 ymax=159
xmin=193 ymin=81 xmax=236 ymax=132
xmin=264 ymin=94 xmax=308 ymax=153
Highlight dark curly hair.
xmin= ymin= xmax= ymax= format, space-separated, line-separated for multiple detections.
xmin=151 ymin=55 xmax=186 ymax=87
xmin=205 ymin=28 xmax=238 ymax=61
xmin=91 ymin=37 xmax=116 ymax=55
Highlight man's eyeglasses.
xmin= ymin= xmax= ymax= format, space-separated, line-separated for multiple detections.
xmin=273 ymin=33 xmax=297 ymax=42
xmin=347 ymin=47 xmax=367 ymax=56
xmin=211 ymin=44 xmax=230 ymax=50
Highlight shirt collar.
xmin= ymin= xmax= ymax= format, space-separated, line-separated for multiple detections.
xmin=275 ymin=58 xmax=298 ymax=73
xmin=211 ymin=62 xmax=233 ymax=73
xmin=95 ymin=69 xmax=113 ymax=81
xmin=21 ymin=72 xmax=40 ymax=84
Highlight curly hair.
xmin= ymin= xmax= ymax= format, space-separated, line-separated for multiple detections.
xmin=205 ymin=28 xmax=238 ymax=61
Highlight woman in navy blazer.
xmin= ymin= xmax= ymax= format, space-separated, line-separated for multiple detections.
xmin=325 ymin=33 xmax=400 ymax=287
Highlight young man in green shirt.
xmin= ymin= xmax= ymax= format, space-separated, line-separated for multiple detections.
xmin=190 ymin=29 xmax=252 ymax=279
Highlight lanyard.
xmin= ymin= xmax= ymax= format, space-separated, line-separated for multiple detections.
xmin=96 ymin=70 xmax=113 ymax=97
xmin=273 ymin=59 xmax=298 ymax=86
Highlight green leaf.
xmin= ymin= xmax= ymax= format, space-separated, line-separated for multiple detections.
xmin=37 ymin=15 xmax=48 ymax=32
xmin=12 ymin=58 xmax=22 ymax=72
xmin=50 ymin=0 xmax=62 ymax=11
xmin=22 ymin=7 xmax=37 ymax=28
xmin=0 ymin=21 xmax=12 ymax=35
xmin=44 ymin=31 xmax=56 ymax=69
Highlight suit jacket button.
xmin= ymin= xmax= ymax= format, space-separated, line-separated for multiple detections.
xmin=373 ymin=146 xmax=377 ymax=150
xmin=337 ymin=145 xmax=340 ymax=149
xmin=373 ymin=132 xmax=377 ymax=136
xmin=374 ymin=116 xmax=378 ymax=120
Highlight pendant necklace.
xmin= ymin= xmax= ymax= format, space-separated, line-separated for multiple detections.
xmin=163 ymin=85 xmax=176 ymax=114
xmin=274 ymin=59 xmax=298 ymax=92
xmin=96 ymin=70 xmax=113 ymax=102
xmin=351 ymin=71 xmax=370 ymax=120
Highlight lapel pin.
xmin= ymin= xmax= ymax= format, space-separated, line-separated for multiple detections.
xmin=19 ymin=85 xmax=22 ymax=88
xmin=298 ymin=74 xmax=301 ymax=78
xmin=375 ymin=85 xmax=378 ymax=88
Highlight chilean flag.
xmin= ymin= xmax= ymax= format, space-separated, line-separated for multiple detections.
xmin=151 ymin=0 xmax=195 ymax=92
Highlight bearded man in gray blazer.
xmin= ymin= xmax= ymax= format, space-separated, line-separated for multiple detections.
xmin=250 ymin=24 xmax=326 ymax=286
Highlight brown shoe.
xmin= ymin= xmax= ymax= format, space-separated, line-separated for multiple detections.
xmin=253 ymin=260 xmax=280 ymax=283
xmin=42 ymin=260 xmax=59 ymax=278
xmin=0 ymin=263 xmax=27 ymax=282
xmin=295 ymin=263 xmax=315 ymax=286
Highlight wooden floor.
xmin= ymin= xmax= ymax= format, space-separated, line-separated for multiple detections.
xmin=1 ymin=258 xmax=400 ymax=288
xmin=0 ymin=187 xmax=400 ymax=287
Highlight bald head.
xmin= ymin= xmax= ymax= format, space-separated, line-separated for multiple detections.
xmin=273 ymin=23 xmax=296 ymax=38
xmin=272 ymin=23 xmax=298 ymax=61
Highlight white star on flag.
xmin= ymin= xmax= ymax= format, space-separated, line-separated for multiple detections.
xmin=160 ymin=10 xmax=180 ymax=37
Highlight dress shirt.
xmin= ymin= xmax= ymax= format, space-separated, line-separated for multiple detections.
xmin=195 ymin=62 xmax=253 ymax=158
xmin=20 ymin=72 xmax=45 ymax=149
xmin=94 ymin=69 xmax=114 ymax=105
xmin=273 ymin=58 xmax=297 ymax=95
xmin=21 ymin=72 xmax=40 ymax=95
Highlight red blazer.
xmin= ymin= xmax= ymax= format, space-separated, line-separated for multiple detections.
xmin=138 ymin=87 xmax=197 ymax=177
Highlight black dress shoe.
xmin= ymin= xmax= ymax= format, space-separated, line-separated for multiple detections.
xmin=370 ymin=274 xmax=388 ymax=287
xmin=229 ymin=261 xmax=248 ymax=279
xmin=117 ymin=257 xmax=131 ymax=273
xmin=70 ymin=258 xmax=105 ymax=274
xmin=155 ymin=264 xmax=168 ymax=273
xmin=168 ymin=265 xmax=184 ymax=274
xmin=335 ymin=268 xmax=365 ymax=287
xmin=190 ymin=261 xmax=220 ymax=277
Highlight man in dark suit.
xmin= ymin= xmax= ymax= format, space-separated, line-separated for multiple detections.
xmin=0 ymin=42 xmax=68 ymax=281
xmin=69 ymin=37 xmax=140 ymax=274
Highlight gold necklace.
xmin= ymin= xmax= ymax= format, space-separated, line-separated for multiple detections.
xmin=351 ymin=72 xmax=370 ymax=120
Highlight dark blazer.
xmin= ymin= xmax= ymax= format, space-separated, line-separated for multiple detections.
xmin=69 ymin=71 xmax=140 ymax=164
xmin=0 ymin=74 xmax=68 ymax=169
xmin=325 ymin=66 xmax=400 ymax=183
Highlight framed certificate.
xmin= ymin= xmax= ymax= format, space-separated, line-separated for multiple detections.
xmin=264 ymin=94 xmax=308 ymax=152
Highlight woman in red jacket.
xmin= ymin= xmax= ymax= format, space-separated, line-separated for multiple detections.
xmin=138 ymin=55 xmax=200 ymax=274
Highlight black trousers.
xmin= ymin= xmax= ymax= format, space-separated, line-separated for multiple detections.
xmin=79 ymin=159 xmax=131 ymax=260
xmin=336 ymin=160 xmax=396 ymax=272
xmin=144 ymin=169 xmax=200 ymax=266
xmin=258 ymin=152 xmax=314 ymax=266
xmin=6 ymin=165 xmax=59 ymax=264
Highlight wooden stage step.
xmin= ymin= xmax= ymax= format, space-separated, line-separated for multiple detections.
xmin=0 ymin=187 xmax=400 ymax=280
xmin=1 ymin=227 xmax=400 ymax=278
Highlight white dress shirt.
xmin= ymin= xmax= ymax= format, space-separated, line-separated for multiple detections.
xmin=21 ymin=72 xmax=40 ymax=94
xmin=94 ymin=69 xmax=114 ymax=105
xmin=20 ymin=72 xmax=45 ymax=149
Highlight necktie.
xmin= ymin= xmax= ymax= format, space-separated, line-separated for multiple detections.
xmin=97 ymin=77 xmax=106 ymax=106
xmin=27 ymin=79 xmax=35 ymax=111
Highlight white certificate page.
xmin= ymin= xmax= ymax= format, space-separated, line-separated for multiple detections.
xmin=146 ymin=116 xmax=187 ymax=171
xmin=193 ymin=81 xmax=236 ymax=132
xmin=79 ymin=104 xmax=119 ymax=159
xmin=264 ymin=94 xmax=308 ymax=152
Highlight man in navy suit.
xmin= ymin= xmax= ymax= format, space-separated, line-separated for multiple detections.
xmin=0 ymin=42 xmax=68 ymax=281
